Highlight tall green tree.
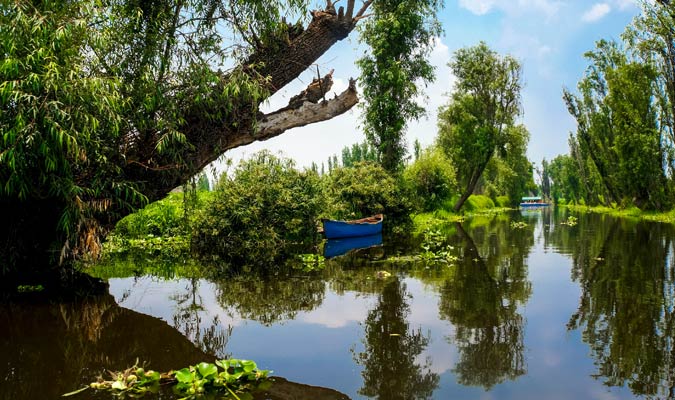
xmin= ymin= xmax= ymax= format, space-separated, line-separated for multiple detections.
xmin=437 ymin=42 xmax=523 ymax=212
xmin=358 ymin=0 xmax=443 ymax=173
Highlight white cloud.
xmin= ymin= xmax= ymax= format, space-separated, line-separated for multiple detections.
xmin=459 ymin=0 xmax=562 ymax=18
xmin=582 ymin=3 xmax=612 ymax=22
xmin=458 ymin=0 xmax=495 ymax=15
xmin=615 ymin=0 xmax=635 ymax=10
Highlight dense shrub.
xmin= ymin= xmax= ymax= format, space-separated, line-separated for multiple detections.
xmin=464 ymin=195 xmax=496 ymax=211
xmin=114 ymin=193 xmax=187 ymax=238
xmin=442 ymin=195 xmax=495 ymax=212
xmin=325 ymin=162 xmax=412 ymax=220
xmin=403 ymin=148 xmax=456 ymax=211
xmin=191 ymin=152 xmax=323 ymax=267
xmin=495 ymin=196 xmax=510 ymax=208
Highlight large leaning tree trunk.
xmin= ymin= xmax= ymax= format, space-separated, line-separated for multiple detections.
xmin=127 ymin=0 xmax=371 ymax=201
xmin=0 ymin=0 xmax=372 ymax=279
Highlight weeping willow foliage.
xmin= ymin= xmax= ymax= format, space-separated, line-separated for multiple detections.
xmin=0 ymin=0 xmax=310 ymax=268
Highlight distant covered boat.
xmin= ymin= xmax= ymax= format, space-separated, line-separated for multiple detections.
xmin=520 ymin=196 xmax=550 ymax=208
xmin=321 ymin=214 xmax=383 ymax=239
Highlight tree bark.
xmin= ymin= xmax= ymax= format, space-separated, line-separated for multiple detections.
xmin=453 ymin=160 xmax=491 ymax=212
xmin=125 ymin=1 xmax=370 ymax=203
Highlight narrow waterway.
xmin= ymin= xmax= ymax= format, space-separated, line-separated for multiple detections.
xmin=3 ymin=208 xmax=674 ymax=399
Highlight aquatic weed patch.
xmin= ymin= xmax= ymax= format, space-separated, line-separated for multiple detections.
xmin=64 ymin=359 xmax=271 ymax=399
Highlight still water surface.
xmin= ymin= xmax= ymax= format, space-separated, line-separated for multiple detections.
xmin=2 ymin=209 xmax=675 ymax=399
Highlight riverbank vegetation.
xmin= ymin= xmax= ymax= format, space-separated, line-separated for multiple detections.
xmin=539 ymin=1 xmax=675 ymax=217
xmin=98 ymin=38 xmax=540 ymax=270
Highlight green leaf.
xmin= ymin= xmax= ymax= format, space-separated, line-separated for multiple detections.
xmin=240 ymin=360 xmax=256 ymax=373
xmin=197 ymin=362 xmax=218 ymax=378
xmin=175 ymin=368 xmax=194 ymax=383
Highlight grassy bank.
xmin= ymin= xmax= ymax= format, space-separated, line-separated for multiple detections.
xmin=412 ymin=194 xmax=514 ymax=230
xmin=565 ymin=204 xmax=675 ymax=224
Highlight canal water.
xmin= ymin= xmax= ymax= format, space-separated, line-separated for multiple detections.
xmin=2 ymin=208 xmax=675 ymax=399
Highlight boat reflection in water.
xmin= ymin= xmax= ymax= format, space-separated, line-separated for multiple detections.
xmin=324 ymin=233 xmax=383 ymax=258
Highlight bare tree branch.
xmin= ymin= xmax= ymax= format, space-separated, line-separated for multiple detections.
xmin=228 ymin=78 xmax=359 ymax=149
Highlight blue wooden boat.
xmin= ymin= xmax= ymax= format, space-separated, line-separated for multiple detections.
xmin=324 ymin=233 xmax=383 ymax=258
xmin=519 ymin=196 xmax=550 ymax=208
xmin=321 ymin=214 xmax=383 ymax=239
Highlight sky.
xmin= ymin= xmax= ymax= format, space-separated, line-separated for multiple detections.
xmin=220 ymin=0 xmax=643 ymax=176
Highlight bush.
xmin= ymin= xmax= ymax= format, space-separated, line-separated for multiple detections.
xmin=448 ymin=195 xmax=495 ymax=212
xmin=324 ymin=162 xmax=412 ymax=220
xmin=403 ymin=148 xmax=456 ymax=211
xmin=495 ymin=195 xmax=510 ymax=208
xmin=191 ymin=151 xmax=323 ymax=267
xmin=114 ymin=193 xmax=187 ymax=238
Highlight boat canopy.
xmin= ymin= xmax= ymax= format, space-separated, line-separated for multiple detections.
xmin=521 ymin=196 xmax=542 ymax=201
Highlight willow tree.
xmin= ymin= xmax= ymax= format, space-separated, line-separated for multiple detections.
xmin=0 ymin=0 xmax=373 ymax=279
xmin=358 ymin=0 xmax=442 ymax=173
xmin=437 ymin=42 xmax=523 ymax=212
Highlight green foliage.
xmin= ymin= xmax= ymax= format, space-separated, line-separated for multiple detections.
xmin=403 ymin=147 xmax=457 ymax=211
xmin=67 ymin=359 xmax=270 ymax=399
xmin=340 ymin=140 xmax=379 ymax=168
xmin=197 ymin=173 xmax=210 ymax=192
xmin=103 ymin=234 xmax=190 ymax=259
xmin=358 ymin=0 xmax=443 ymax=172
xmin=437 ymin=42 xmax=523 ymax=211
xmin=191 ymin=151 xmax=323 ymax=267
xmin=510 ymin=221 xmax=528 ymax=229
xmin=174 ymin=359 xmax=270 ymax=399
xmin=419 ymin=228 xmax=458 ymax=263
xmin=561 ymin=216 xmax=578 ymax=226
xmin=0 ymin=0 xmax=317 ymax=271
xmin=295 ymin=254 xmax=326 ymax=272
xmin=0 ymin=1 xmax=142 ymax=263
xmin=479 ymin=125 xmax=536 ymax=206
xmin=114 ymin=192 xmax=187 ymax=238
xmin=495 ymin=196 xmax=510 ymax=208
xmin=460 ymin=195 xmax=496 ymax=212
xmin=325 ymin=162 xmax=412 ymax=220
xmin=563 ymin=39 xmax=669 ymax=210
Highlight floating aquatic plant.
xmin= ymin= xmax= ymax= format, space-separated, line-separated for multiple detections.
xmin=63 ymin=359 xmax=271 ymax=399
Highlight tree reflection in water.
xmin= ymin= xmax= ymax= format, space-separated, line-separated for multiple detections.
xmin=549 ymin=214 xmax=675 ymax=398
xmin=440 ymin=221 xmax=532 ymax=389
xmin=171 ymin=278 xmax=232 ymax=359
xmin=213 ymin=273 xmax=326 ymax=326
xmin=355 ymin=277 xmax=440 ymax=399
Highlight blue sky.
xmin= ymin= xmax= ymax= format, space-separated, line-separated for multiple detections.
xmin=223 ymin=0 xmax=643 ymax=175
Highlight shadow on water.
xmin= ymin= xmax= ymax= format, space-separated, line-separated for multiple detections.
xmin=0 ymin=291 xmax=350 ymax=400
